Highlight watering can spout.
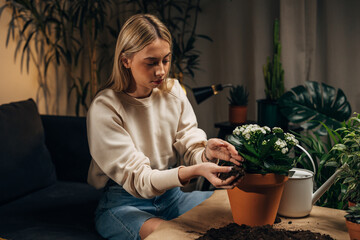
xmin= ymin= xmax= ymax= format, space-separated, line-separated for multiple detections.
xmin=312 ymin=168 xmax=343 ymax=205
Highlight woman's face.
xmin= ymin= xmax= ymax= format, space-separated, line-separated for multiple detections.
xmin=123 ymin=38 xmax=171 ymax=98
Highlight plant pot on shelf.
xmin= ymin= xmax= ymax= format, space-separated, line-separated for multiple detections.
xmin=229 ymin=105 xmax=247 ymax=124
xmin=257 ymin=99 xmax=288 ymax=129
xmin=227 ymin=173 xmax=288 ymax=226
xmin=346 ymin=220 xmax=360 ymax=240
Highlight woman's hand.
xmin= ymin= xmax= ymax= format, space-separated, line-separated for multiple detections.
xmin=178 ymin=162 xmax=243 ymax=189
xmin=202 ymin=138 xmax=244 ymax=166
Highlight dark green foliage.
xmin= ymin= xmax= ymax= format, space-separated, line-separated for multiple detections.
xmin=279 ymin=81 xmax=352 ymax=135
xmin=345 ymin=204 xmax=360 ymax=224
xmin=326 ymin=113 xmax=360 ymax=204
xmin=263 ymin=18 xmax=284 ymax=101
xmin=293 ymin=130 xmax=346 ymax=209
xmin=227 ymin=85 xmax=249 ymax=106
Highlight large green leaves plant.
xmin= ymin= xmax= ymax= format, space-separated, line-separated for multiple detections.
xmin=278 ymin=81 xmax=351 ymax=135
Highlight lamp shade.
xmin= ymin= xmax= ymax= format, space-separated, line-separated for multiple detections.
xmin=192 ymin=84 xmax=231 ymax=104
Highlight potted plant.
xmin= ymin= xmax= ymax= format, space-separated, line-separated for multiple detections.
xmin=278 ymin=81 xmax=352 ymax=135
xmin=223 ymin=124 xmax=299 ymax=226
xmin=344 ymin=204 xmax=360 ymax=240
xmin=227 ymin=85 xmax=249 ymax=124
xmin=258 ymin=18 xmax=287 ymax=129
xmin=326 ymin=113 xmax=360 ymax=206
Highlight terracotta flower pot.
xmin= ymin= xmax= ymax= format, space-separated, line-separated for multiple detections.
xmin=229 ymin=105 xmax=247 ymax=124
xmin=227 ymin=173 xmax=288 ymax=226
xmin=346 ymin=220 xmax=360 ymax=240
xmin=349 ymin=201 xmax=356 ymax=207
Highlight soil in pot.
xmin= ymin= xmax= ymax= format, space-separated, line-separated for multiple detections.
xmin=196 ymin=223 xmax=335 ymax=240
xmin=218 ymin=164 xmax=245 ymax=184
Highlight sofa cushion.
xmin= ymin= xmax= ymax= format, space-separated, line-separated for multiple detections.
xmin=0 ymin=181 xmax=104 ymax=240
xmin=41 ymin=115 xmax=91 ymax=183
xmin=0 ymin=99 xmax=56 ymax=204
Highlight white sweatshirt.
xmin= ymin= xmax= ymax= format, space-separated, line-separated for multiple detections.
xmin=87 ymin=80 xmax=207 ymax=199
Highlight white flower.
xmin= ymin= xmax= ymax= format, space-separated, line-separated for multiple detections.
xmin=264 ymin=126 xmax=271 ymax=133
xmin=281 ymin=148 xmax=288 ymax=154
xmin=233 ymin=128 xmax=241 ymax=135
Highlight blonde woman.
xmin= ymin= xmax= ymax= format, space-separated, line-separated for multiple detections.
xmin=87 ymin=14 xmax=243 ymax=240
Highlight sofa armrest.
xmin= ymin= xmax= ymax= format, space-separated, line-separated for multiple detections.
xmin=41 ymin=115 xmax=91 ymax=183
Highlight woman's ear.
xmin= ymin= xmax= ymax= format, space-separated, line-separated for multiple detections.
xmin=121 ymin=56 xmax=131 ymax=69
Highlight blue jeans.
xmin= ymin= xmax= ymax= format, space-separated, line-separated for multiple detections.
xmin=95 ymin=184 xmax=213 ymax=240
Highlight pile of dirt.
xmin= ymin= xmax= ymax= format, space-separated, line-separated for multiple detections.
xmin=196 ymin=223 xmax=335 ymax=240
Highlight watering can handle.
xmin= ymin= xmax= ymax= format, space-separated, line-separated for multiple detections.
xmin=295 ymin=144 xmax=316 ymax=176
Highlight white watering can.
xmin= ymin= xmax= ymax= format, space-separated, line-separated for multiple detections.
xmin=277 ymin=144 xmax=343 ymax=218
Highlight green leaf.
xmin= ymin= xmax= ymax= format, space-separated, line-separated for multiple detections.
xmin=279 ymin=81 xmax=352 ymax=135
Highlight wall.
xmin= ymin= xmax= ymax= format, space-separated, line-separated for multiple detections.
xmin=0 ymin=0 xmax=41 ymax=112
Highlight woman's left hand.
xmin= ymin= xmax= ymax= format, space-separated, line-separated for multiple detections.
xmin=203 ymin=138 xmax=244 ymax=166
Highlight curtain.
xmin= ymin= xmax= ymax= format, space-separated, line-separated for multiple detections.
xmin=192 ymin=0 xmax=360 ymax=138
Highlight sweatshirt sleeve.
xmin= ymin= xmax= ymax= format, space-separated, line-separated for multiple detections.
xmin=172 ymin=81 xmax=207 ymax=166
xmin=87 ymin=94 xmax=183 ymax=199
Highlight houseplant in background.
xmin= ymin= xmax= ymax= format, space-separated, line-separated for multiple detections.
xmin=325 ymin=113 xmax=360 ymax=206
xmin=292 ymin=129 xmax=345 ymax=210
xmin=0 ymin=0 xmax=116 ymax=116
xmin=344 ymin=204 xmax=360 ymax=240
xmin=227 ymin=85 xmax=249 ymax=124
xmin=278 ymin=81 xmax=352 ymax=136
xmin=258 ymin=18 xmax=287 ymax=129
xmin=222 ymin=124 xmax=299 ymax=226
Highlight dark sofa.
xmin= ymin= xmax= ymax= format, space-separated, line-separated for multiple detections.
xmin=0 ymin=99 xmax=104 ymax=240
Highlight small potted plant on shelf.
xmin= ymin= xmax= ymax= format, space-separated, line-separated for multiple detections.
xmin=227 ymin=85 xmax=249 ymax=124
xmin=221 ymin=124 xmax=299 ymax=226
xmin=344 ymin=203 xmax=360 ymax=240
xmin=326 ymin=113 xmax=360 ymax=206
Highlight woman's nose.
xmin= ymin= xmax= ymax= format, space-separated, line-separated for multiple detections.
xmin=155 ymin=63 xmax=166 ymax=77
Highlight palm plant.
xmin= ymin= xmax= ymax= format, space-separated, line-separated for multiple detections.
xmin=1 ymin=0 xmax=116 ymax=115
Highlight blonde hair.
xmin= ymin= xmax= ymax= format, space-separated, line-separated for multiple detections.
xmin=101 ymin=14 xmax=173 ymax=92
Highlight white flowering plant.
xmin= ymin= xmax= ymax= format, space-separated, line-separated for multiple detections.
xmin=227 ymin=124 xmax=299 ymax=175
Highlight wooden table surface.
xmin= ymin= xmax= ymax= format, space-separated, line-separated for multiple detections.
xmin=146 ymin=190 xmax=349 ymax=240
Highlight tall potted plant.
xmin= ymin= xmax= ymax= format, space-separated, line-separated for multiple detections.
xmin=223 ymin=124 xmax=298 ymax=226
xmin=227 ymin=85 xmax=249 ymax=124
xmin=258 ymin=18 xmax=287 ymax=129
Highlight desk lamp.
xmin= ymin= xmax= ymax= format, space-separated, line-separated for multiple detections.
xmin=192 ymin=83 xmax=232 ymax=104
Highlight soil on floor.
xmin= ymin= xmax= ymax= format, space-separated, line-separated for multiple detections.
xmin=196 ymin=223 xmax=335 ymax=240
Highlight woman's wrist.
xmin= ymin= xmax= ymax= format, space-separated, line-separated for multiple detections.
xmin=202 ymin=142 xmax=213 ymax=162
xmin=178 ymin=165 xmax=200 ymax=185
